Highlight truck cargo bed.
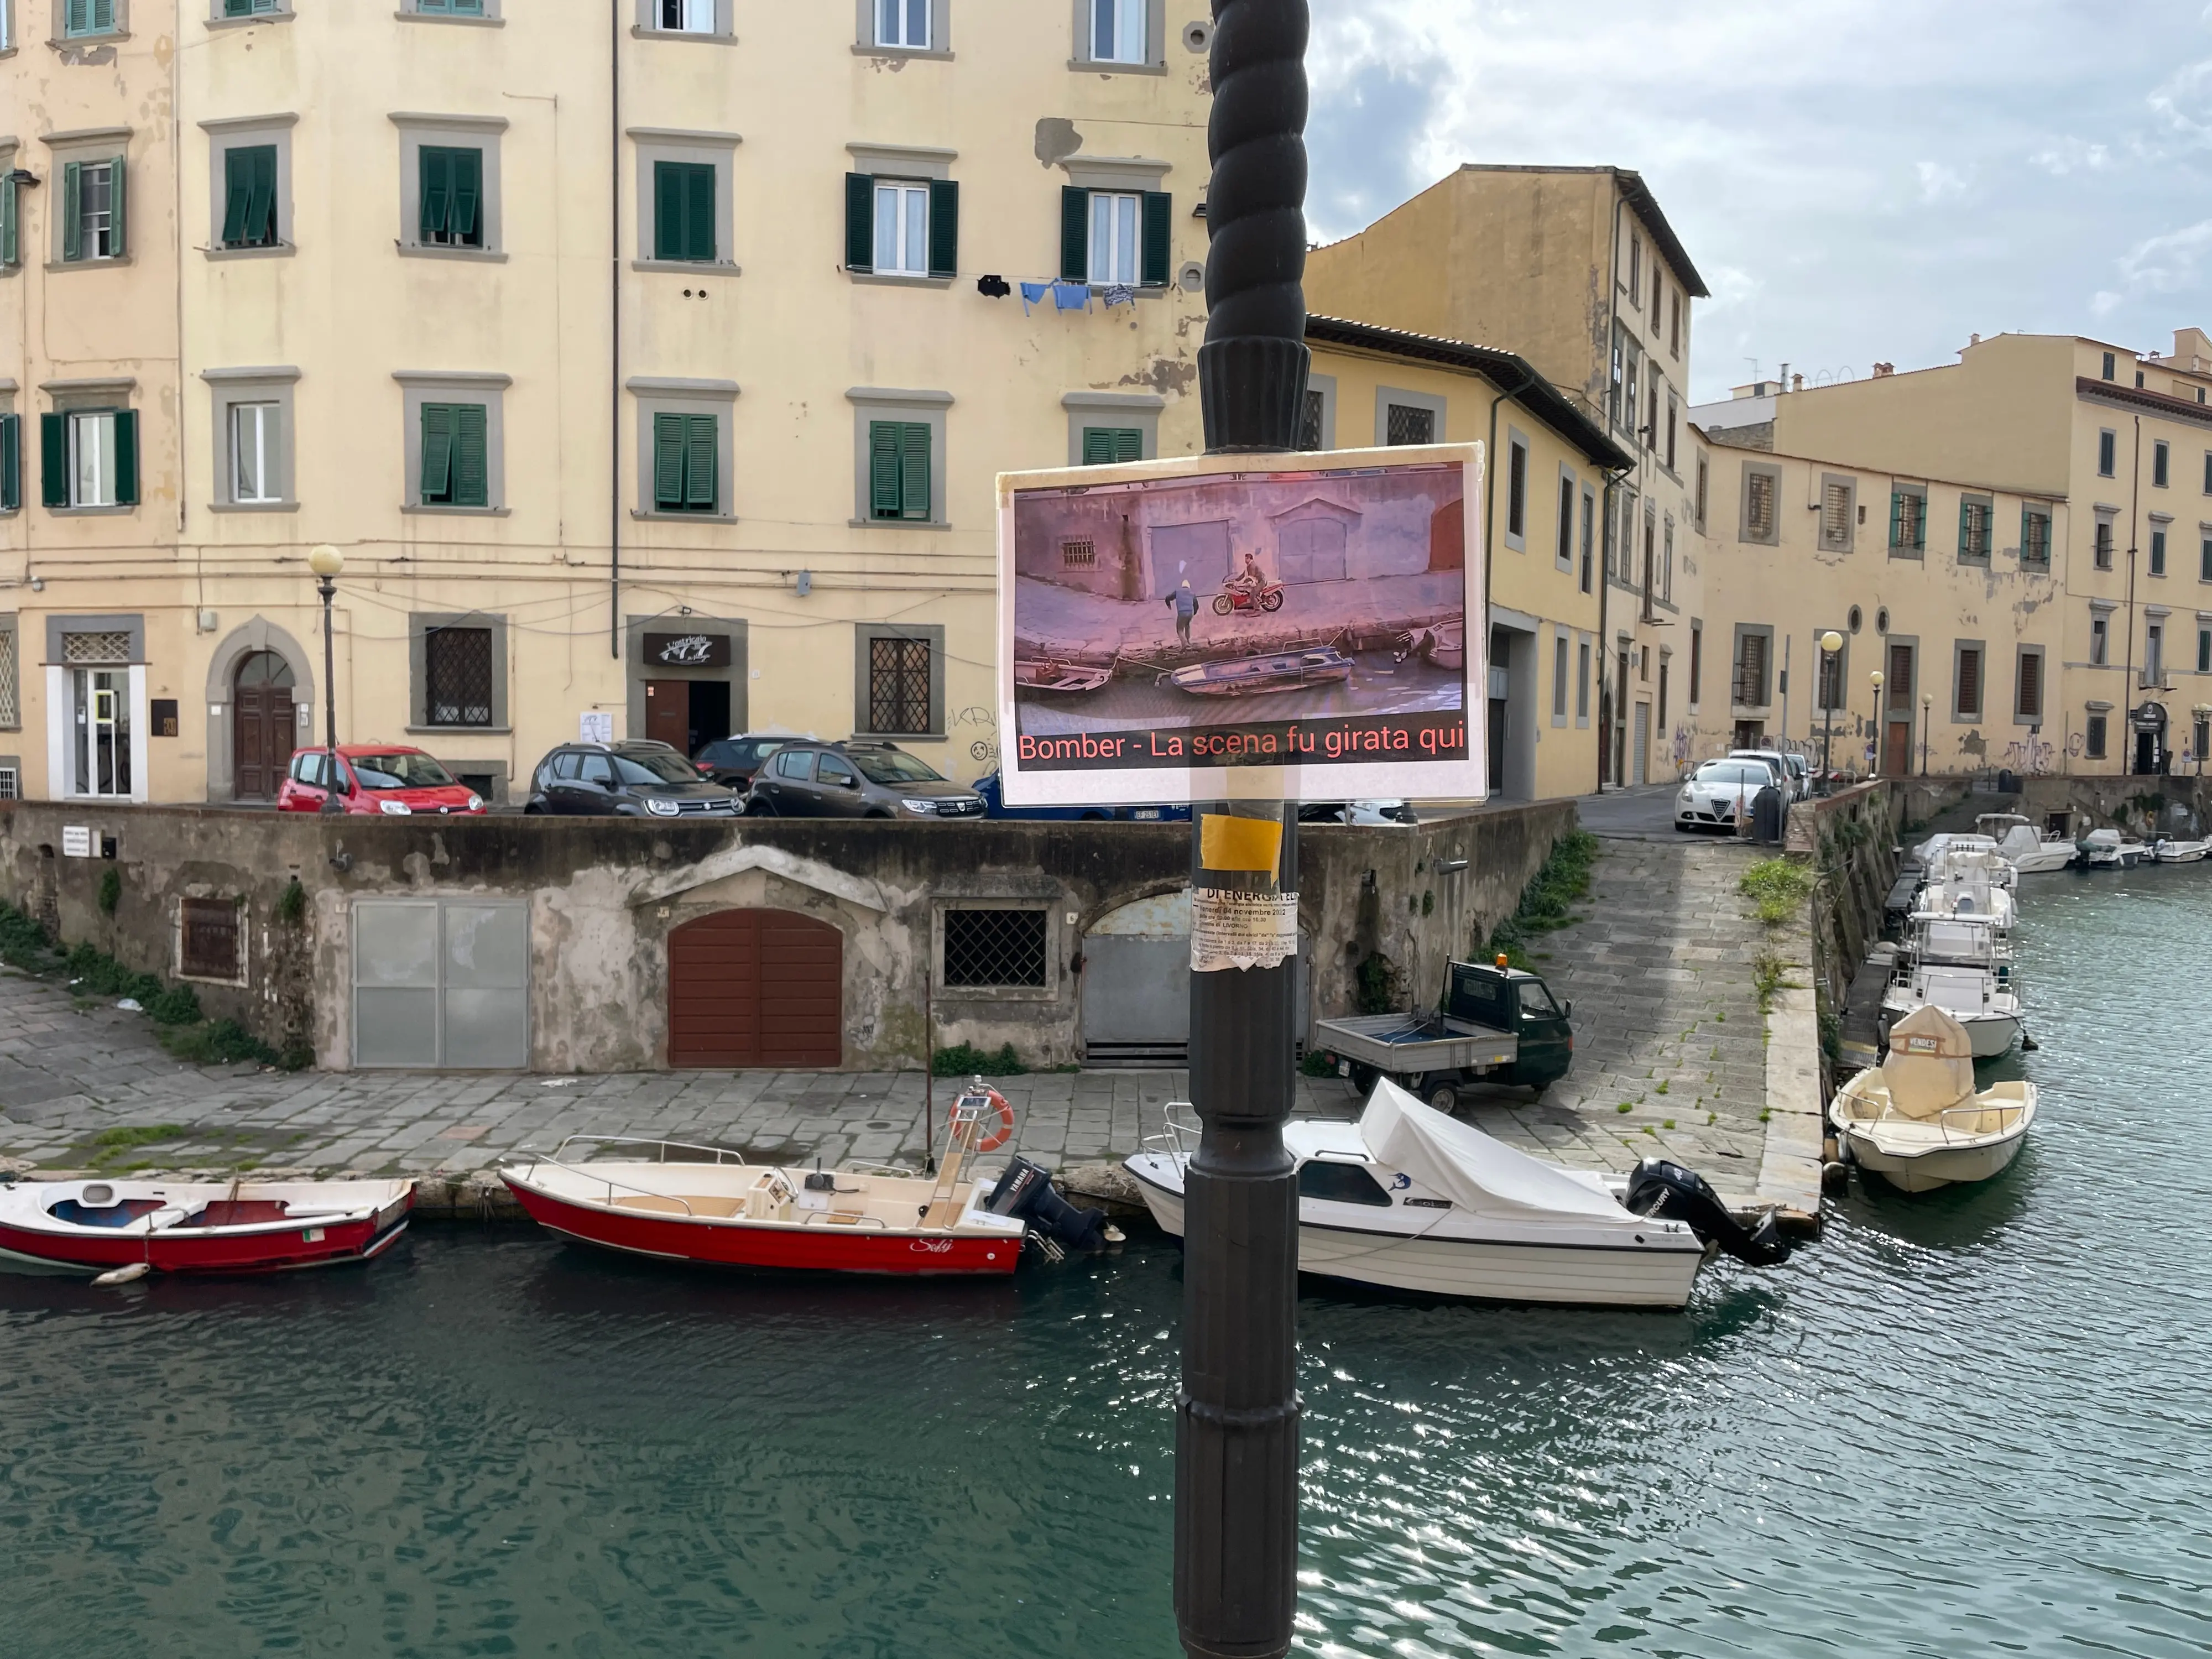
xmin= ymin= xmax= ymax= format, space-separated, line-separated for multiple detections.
xmin=1312 ymin=1012 xmax=1519 ymax=1074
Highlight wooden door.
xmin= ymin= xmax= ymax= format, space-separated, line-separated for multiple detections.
xmin=667 ymin=909 xmax=842 ymax=1068
xmin=1885 ymin=722 xmax=1912 ymax=776
xmin=644 ymin=681 xmax=691 ymax=750
xmin=233 ymin=685 xmax=295 ymax=800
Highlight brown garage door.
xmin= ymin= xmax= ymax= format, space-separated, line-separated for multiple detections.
xmin=667 ymin=909 xmax=842 ymax=1068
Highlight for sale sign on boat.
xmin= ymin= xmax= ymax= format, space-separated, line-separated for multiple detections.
xmin=994 ymin=444 xmax=1488 ymax=806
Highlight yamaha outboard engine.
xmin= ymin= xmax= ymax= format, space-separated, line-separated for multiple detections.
xmin=1624 ymin=1158 xmax=1794 ymax=1268
xmin=987 ymin=1157 xmax=1112 ymax=1254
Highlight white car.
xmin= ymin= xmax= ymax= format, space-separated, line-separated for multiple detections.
xmin=1676 ymin=760 xmax=1777 ymax=832
xmin=1300 ymin=800 xmax=1417 ymax=826
xmin=1729 ymin=749 xmax=1806 ymax=801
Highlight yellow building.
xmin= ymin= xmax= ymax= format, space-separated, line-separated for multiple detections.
xmin=1684 ymin=427 xmax=2067 ymax=779
xmin=1302 ymin=315 xmax=1631 ymax=802
xmin=1305 ymin=165 xmax=1712 ymax=787
xmin=1698 ymin=328 xmax=2212 ymax=776
xmin=0 ymin=0 xmax=1213 ymax=804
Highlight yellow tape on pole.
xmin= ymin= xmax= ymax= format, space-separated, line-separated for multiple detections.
xmin=1199 ymin=812 xmax=1282 ymax=877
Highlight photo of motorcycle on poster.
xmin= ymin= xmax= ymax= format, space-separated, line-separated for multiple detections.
xmin=994 ymin=445 xmax=1489 ymax=807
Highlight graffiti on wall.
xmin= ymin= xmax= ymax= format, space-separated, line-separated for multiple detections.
xmin=2002 ymin=734 xmax=2057 ymax=776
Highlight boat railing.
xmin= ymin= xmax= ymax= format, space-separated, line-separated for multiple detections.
xmin=517 ymin=1135 xmax=760 ymax=1217
xmin=1140 ymin=1101 xmax=1202 ymax=1163
xmin=542 ymin=1134 xmax=751 ymax=1166
xmin=1933 ymin=1100 xmax=2029 ymax=1142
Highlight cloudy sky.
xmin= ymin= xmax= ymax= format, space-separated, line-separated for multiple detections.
xmin=1305 ymin=0 xmax=2212 ymax=405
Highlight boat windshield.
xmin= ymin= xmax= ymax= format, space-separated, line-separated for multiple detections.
xmin=1296 ymin=1159 xmax=1394 ymax=1206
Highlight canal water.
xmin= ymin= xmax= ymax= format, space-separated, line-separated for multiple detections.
xmin=4 ymin=870 xmax=2206 ymax=1657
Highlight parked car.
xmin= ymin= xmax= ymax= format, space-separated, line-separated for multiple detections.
xmin=1729 ymin=749 xmax=1806 ymax=800
xmin=1298 ymin=800 xmax=1418 ymax=826
xmin=522 ymin=740 xmax=741 ymax=817
xmin=745 ymin=740 xmax=985 ymax=819
xmin=1676 ymin=759 xmax=1777 ymax=832
xmin=693 ymin=733 xmax=796 ymax=789
xmin=276 ymin=746 xmax=488 ymax=816
xmin=972 ymin=773 xmax=1191 ymax=822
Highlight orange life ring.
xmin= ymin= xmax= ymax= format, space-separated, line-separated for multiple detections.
xmin=954 ymin=1086 xmax=1016 ymax=1154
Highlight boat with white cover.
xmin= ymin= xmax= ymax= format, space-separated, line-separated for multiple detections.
xmin=1123 ymin=1081 xmax=1792 ymax=1308
xmin=1926 ymin=843 xmax=2018 ymax=892
xmin=1980 ymin=813 xmax=2078 ymax=874
xmin=1912 ymin=876 xmax=2016 ymax=935
xmin=1906 ymin=909 xmax=2013 ymax=970
xmin=2080 ymin=827 xmax=2147 ymax=868
xmin=1881 ymin=961 xmax=2023 ymax=1058
xmin=1832 ymin=1006 xmax=2036 ymax=1191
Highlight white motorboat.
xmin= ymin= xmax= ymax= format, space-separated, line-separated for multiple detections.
xmin=1123 ymin=1081 xmax=1793 ymax=1309
xmin=2150 ymin=836 xmax=2211 ymax=864
xmin=1881 ymin=961 xmax=2023 ymax=1058
xmin=1912 ymin=877 xmax=2016 ymax=934
xmin=1832 ymin=1006 xmax=2036 ymax=1192
xmin=1926 ymin=843 xmax=2018 ymax=892
xmin=1911 ymin=831 xmax=1998 ymax=868
xmin=1980 ymin=814 xmax=2078 ymax=874
xmin=1906 ymin=910 xmax=2012 ymax=969
xmin=2080 ymin=827 xmax=2147 ymax=868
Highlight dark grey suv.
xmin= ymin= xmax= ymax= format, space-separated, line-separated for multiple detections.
xmin=744 ymin=740 xmax=985 ymax=820
xmin=524 ymin=740 xmax=742 ymax=818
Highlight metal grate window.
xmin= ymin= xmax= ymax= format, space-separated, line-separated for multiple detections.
xmin=868 ymin=635 xmax=932 ymax=734
xmin=63 ymin=631 xmax=131 ymax=665
xmin=1745 ymin=470 xmax=1776 ymax=540
xmin=1385 ymin=403 xmax=1435 ymax=446
xmin=942 ymin=907 xmax=1047 ymax=988
xmin=1061 ymin=539 xmax=1095 ymax=570
xmin=180 ymin=896 xmax=242 ymax=981
xmin=1297 ymin=389 xmax=1324 ymax=450
xmin=425 ymin=626 xmax=494 ymax=726
xmin=0 ymin=768 xmax=17 ymax=801
xmin=0 ymin=629 xmax=16 ymax=727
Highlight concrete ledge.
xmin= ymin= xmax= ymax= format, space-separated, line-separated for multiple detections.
xmin=1759 ymin=979 xmax=1825 ymax=1228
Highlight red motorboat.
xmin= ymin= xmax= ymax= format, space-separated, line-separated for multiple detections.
xmin=499 ymin=1087 xmax=1068 ymax=1276
xmin=0 ymin=1177 xmax=415 ymax=1275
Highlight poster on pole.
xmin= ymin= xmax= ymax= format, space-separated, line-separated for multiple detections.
xmin=995 ymin=444 xmax=1487 ymax=807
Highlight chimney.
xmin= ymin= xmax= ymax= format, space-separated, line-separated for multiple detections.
xmin=1872 ymin=362 xmax=1895 ymax=378
xmin=1778 ymin=361 xmax=1789 ymax=392
xmin=1970 ymin=332 xmax=1981 ymax=346
xmin=1791 ymin=373 xmax=1804 ymax=393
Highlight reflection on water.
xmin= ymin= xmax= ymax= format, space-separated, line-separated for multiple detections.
xmin=4 ymin=872 xmax=2209 ymax=1656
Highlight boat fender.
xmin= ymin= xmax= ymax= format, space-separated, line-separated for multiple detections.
xmin=986 ymin=1156 xmax=1112 ymax=1253
xmin=1624 ymin=1159 xmax=1794 ymax=1269
xmin=93 ymin=1262 xmax=152 ymax=1287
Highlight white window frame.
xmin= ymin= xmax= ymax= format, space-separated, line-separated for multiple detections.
xmin=70 ymin=410 xmax=118 ymax=508
xmin=1087 ymin=0 xmax=1146 ymax=64
xmin=874 ymin=179 xmax=930 ymax=277
xmin=230 ymin=402 xmax=278 ymax=503
xmin=1088 ymin=190 xmax=1140 ymax=285
xmin=874 ymin=0 xmax=926 ymax=49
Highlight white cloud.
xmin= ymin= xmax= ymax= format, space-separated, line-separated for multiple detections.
xmin=2114 ymin=218 xmax=2212 ymax=298
xmin=1916 ymin=161 xmax=1974 ymax=202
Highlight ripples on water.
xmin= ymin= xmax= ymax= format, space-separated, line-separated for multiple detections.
xmin=4 ymin=872 xmax=2209 ymax=1657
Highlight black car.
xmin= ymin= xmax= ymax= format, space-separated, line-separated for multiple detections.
xmin=744 ymin=740 xmax=985 ymax=819
xmin=693 ymin=733 xmax=793 ymax=789
xmin=523 ymin=740 xmax=742 ymax=817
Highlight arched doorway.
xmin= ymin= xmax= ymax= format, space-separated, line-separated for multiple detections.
xmin=667 ymin=909 xmax=843 ymax=1067
xmin=233 ymin=650 xmax=298 ymax=800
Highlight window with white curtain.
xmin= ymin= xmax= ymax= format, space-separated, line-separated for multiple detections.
xmin=1089 ymin=191 xmax=1140 ymax=285
xmin=874 ymin=181 xmax=928 ymax=276
xmin=1091 ymin=0 xmax=1146 ymax=63
xmin=71 ymin=411 xmax=119 ymax=508
xmin=232 ymin=403 xmax=278 ymax=504
xmin=876 ymin=0 xmax=927 ymax=48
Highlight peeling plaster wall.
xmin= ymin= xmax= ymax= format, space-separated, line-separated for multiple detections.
xmin=0 ymin=804 xmax=1578 ymax=1072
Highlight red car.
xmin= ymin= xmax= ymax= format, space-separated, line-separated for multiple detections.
xmin=276 ymin=745 xmax=488 ymax=816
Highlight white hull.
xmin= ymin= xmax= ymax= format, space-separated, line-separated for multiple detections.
xmin=2006 ymin=845 xmax=2077 ymax=875
xmin=1882 ymin=998 xmax=2019 ymax=1057
xmin=1837 ymin=1125 xmax=2027 ymax=1192
xmin=2153 ymin=840 xmax=2210 ymax=864
xmin=1124 ymin=1156 xmax=1705 ymax=1308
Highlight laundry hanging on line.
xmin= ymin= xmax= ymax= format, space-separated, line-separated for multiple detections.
xmin=1101 ymin=284 xmax=1136 ymax=308
xmin=1052 ymin=281 xmax=1093 ymax=311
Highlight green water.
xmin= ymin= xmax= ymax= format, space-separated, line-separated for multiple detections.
xmin=5 ymin=871 xmax=2209 ymax=1657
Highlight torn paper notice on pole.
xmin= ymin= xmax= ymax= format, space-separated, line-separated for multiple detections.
xmin=1191 ymin=889 xmax=1301 ymax=972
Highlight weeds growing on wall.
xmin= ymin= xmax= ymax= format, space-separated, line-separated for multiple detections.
xmin=932 ymin=1041 xmax=1027 ymax=1078
xmin=96 ymin=868 xmax=123 ymax=916
xmin=1486 ymin=829 xmax=1600 ymax=970
xmin=1354 ymin=951 xmax=1403 ymax=1015
xmin=159 ymin=1019 xmax=306 ymax=1071
xmin=1740 ymin=857 xmax=1817 ymax=926
xmin=0 ymin=902 xmax=59 ymax=970
xmin=276 ymin=878 xmax=307 ymax=927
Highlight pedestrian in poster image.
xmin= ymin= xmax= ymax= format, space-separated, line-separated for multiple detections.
xmin=1167 ymin=578 xmax=1198 ymax=647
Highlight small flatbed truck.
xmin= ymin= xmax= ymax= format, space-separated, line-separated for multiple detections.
xmin=1312 ymin=956 xmax=1574 ymax=1113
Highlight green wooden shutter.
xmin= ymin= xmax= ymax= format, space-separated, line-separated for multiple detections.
xmin=1082 ymin=427 xmax=1141 ymax=465
xmin=420 ymin=149 xmax=449 ymax=241
xmin=653 ymin=162 xmax=681 ymax=261
xmin=868 ymin=421 xmax=901 ymax=517
xmin=109 ymin=156 xmax=126 ymax=258
xmin=1957 ymin=495 xmax=1971 ymax=557
xmin=452 ymin=404 xmax=489 ymax=506
xmin=61 ymin=163 xmax=83 ymax=263
xmin=653 ymin=412 xmax=684 ymax=508
xmin=684 ymin=415 xmax=716 ymax=509
xmin=112 ymin=410 xmax=138 ymax=507
xmin=927 ymin=178 xmax=959 ymax=280
xmin=685 ymin=164 xmax=715 ymax=262
xmin=420 ymin=404 xmax=455 ymax=500
xmin=92 ymin=0 xmax=116 ymax=28
xmin=66 ymin=0 xmax=90 ymax=33
xmin=844 ymin=173 xmax=874 ymax=272
xmin=1887 ymin=489 xmax=1903 ymax=550
xmin=898 ymin=422 xmax=930 ymax=520
xmin=1 ymin=175 xmax=16 ymax=268
xmin=0 ymin=415 xmax=18 ymax=513
xmin=40 ymin=414 xmax=67 ymax=507
xmin=450 ymin=149 xmax=481 ymax=244
xmin=221 ymin=149 xmax=254 ymax=246
xmin=1140 ymin=191 xmax=1172 ymax=287
xmin=246 ymin=146 xmax=278 ymax=245
xmin=1060 ymin=187 xmax=1089 ymax=282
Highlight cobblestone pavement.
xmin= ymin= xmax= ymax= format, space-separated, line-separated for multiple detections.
xmin=0 ymin=831 xmax=1782 ymax=1201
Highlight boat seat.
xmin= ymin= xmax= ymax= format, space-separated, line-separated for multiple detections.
xmin=609 ymin=1194 xmax=748 ymax=1219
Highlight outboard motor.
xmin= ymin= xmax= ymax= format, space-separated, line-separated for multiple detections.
xmin=987 ymin=1157 xmax=1112 ymax=1254
xmin=1624 ymin=1158 xmax=1794 ymax=1268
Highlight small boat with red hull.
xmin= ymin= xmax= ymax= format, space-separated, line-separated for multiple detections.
xmin=0 ymin=1177 xmax=415 ymax=1275
xmin=500 ymin=1087 xmax=1107 ymax=1276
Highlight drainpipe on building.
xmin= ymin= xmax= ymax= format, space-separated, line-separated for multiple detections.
xmin=1594 ymin=466 xmax=1630 ymax=793
xmin=1483 ymin=364 xmax=1540 ymax=764
xmin=609 ymin=7 xmax=623 ymax=661
xmin=2125 ymin=415 xmax=2141 ymax=771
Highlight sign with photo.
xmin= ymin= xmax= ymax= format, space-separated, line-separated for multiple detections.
xmin=643 ymin=632 xmax=733 ymax=671
xmin=995 ymin=445 xmax=1486 ymax=806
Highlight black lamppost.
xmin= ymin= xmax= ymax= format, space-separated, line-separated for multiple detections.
xmin=1178 ymin=6 xmax=1309 ymax=1659
xmin=1818 ymin=629 xmax=1842 ymax=793
xmin=309 ymin=544 xmax=344 ymax=813
xmin=1921 ymin=691 xmax=1932 ymax=777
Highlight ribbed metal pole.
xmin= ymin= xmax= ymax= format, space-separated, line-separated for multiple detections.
xmin=1177 ymin=6 xmax=1310 ymax=1658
